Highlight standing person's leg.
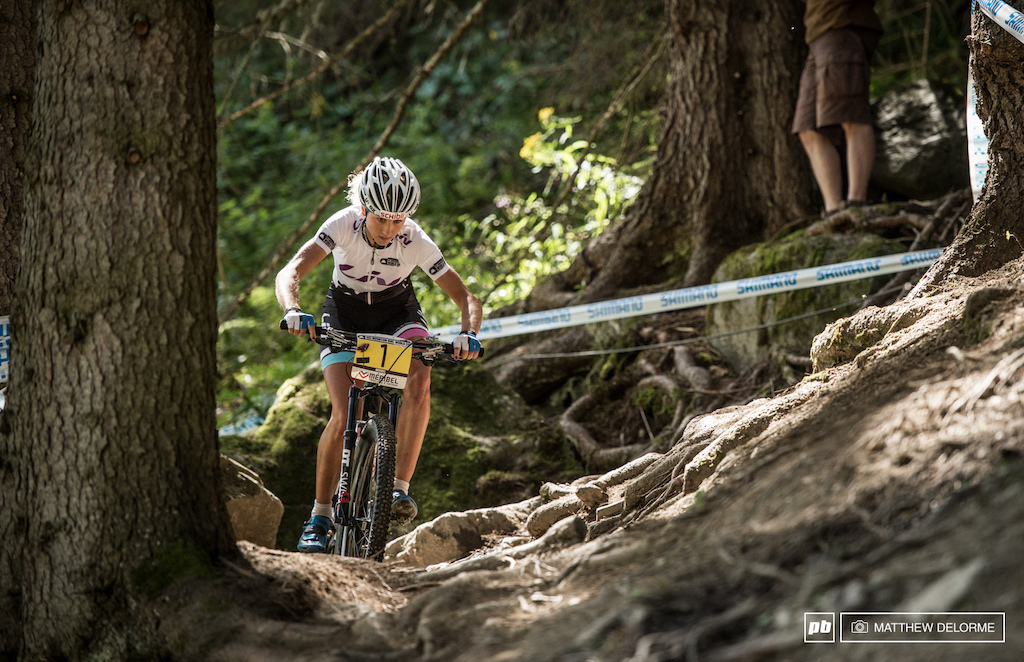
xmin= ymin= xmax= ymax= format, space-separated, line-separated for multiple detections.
xmin=842 ymin=121 xmax=875 ymax=204
xmin=798 ymin=129 xmax=844 ymax=212
xmin=840 ymin=27 xmax=882 ymax=206
xmin=815 ymin=28 xmax=880 ymax=208
xmin=793 ymin=40 xmax=843 ymax=213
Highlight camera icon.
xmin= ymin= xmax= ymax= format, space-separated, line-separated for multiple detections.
xmin=851 ymin=619 xmax=869 ymax=634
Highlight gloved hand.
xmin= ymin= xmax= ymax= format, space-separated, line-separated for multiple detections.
xmin=453 ymin=330 xmax=481 ymax=359
xmin=283 ymin=307 xmax=316 ymax=336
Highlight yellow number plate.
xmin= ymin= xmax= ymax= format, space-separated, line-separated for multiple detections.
xmin=351 ymin=334 xmax=413 ymax=389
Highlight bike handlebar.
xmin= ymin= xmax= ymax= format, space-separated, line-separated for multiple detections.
xmin=278 ymin=320 xmax=483 ymax=361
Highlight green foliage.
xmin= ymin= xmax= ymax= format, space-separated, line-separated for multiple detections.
xmin=216 ymin=286 xmax=325 ymax=430
xmin=631 ymin=385 xmax=676 ymax=418
xmin=872 ymin=0 xmax=971 ymax=98
xmin=418 ymin=108 xmax=651 ymax=317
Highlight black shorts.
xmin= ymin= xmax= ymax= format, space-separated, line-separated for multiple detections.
xmin=319 ymin=284 xmax=429 ymax=368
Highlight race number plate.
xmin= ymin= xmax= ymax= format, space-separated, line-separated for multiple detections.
xmin=351 ymin=334 xmax=413 ymax=389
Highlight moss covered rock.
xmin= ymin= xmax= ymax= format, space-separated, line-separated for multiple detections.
xmin=219 ymin=363 xmax=329 ymax=549
xmin=706 ymin=232 xmax=906 ymax=372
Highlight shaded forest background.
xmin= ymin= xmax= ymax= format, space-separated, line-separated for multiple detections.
xmin=213 ymin=0 xmax=973 ymax=437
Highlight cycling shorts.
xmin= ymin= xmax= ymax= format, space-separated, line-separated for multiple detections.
xmin=792 ymin=27 xmax=881 ymax=139
xmin=319 ymin=283 xmax=430 ymax=369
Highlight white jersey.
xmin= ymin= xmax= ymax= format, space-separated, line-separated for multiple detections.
xmin=312 ymin=206 xmax=450 ymax=299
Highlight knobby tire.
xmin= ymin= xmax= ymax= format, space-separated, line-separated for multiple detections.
xmin=349 ymin=415 xmax=396 ymax=560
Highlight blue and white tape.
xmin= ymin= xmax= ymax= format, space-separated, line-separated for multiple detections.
xmin=969 ymin=1 xmax=1024 ymax=201
xmin=434 ymin=249 xmax=943 ymax=341
xmin=0 ymin=316 xmax=10 ymax=384
xmin=218 ymin=413 xmax=265 ymax=437
xmin=976 ymin=0 xmax=1024 ymax=44
xmin=967 ymin=66 xmax=988 ymax=202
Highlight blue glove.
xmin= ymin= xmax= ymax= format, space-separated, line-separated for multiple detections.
xmin=453 ymin=330 xmax=481 ymax=358
xmin=284 ymin=307 xmax=315 ymax=333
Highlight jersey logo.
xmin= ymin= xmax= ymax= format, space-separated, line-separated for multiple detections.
xmin=337 ymin=264 xmax=403 ymax=287
xmin=429 ymin=257 xmax=447 ymax=275
xmin=317 ymin=232 xmax=336 ymax=250
xmin=379 ymin=257 xmax=400 ymax=267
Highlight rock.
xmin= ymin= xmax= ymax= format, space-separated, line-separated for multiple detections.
xmin=873 ymin=79 xmax=968 ymax=200
xmin=706 ymin=233 xmax=905 ymax=372
xmin=810 ymin=301 xmax=929 ymax=371
xmin=526 ymin=481 xmax=610 ymax=537
xmin=386 ymin=506 xmax=526 ymax=567
xmin=220 ymin=455 xmax=284 ymax=549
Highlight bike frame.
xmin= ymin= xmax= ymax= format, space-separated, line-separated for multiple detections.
xmin=333 ymin=383 xmax=401 ymax=556
xmin=279 ymin=321 xmax=478 ymax=557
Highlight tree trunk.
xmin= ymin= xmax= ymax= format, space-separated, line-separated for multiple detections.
xmin=0 ymin=2 xmax=235 ymax=658
xmin=530 ymin=0 xmax=812 ymax=308
xmin=0 ymin=0 xmax=36 ymax=314
xmin=0 ymin=1 xmax=38 ymax=653
xmin=911 ymin=8 xmax=1024 ymax=293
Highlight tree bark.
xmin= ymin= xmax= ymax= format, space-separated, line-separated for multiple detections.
xmin=0 ymin=0 xmax=36 ymax=314
xmin=911 ymin=8 xmax=1024 ymax=294
xmin=0 ymin=1 xmax=38 ymax=652
xmin=530 ymin=0 xmax=812 ymax=308
xmin=1 ymin=1 xmax=235 ymax=658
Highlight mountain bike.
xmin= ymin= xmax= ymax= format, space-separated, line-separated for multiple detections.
xmin=280 ymin=321 xmax=480 ymax=560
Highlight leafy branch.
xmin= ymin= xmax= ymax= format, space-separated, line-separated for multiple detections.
xmin=216 ymin=0 xmax=416 ymax=130
xmin=484 ymin=32 xmax=666 ymax=306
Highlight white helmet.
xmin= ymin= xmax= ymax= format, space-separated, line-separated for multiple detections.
xmin=357 ymin=157 xmax=420 ymax=221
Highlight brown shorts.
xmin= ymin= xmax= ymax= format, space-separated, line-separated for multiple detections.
xmin=792 ymin=27 xmax=881 ymax=137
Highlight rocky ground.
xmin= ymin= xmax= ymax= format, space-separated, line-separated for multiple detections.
xmin=158 ymin=254 xmax=1023 ymax=662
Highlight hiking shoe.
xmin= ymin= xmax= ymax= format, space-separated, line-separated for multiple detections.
xmin=391 ymin=490 xmax=418 ymax=525
xmin=297 ymin=515 xmax=334 ymax=553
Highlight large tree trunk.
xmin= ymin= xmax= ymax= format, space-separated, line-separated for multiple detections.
xmin=911 ymin=7 xmax=1024 ymax=292
xmin=0 ymin=2 xmax=235 ymax=658
xmin=530 ymin=0 xmax=812 ymax=309
xmin=0 ymin=0 xmax=38 ymax=652
xmin=0 ymin=0 xmax=36 ymax=314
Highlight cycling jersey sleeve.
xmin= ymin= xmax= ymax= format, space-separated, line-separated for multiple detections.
xmin=407 ymin=221 xmax=450 ymax=281
xmin=312 ymin=214 xmax=343 ymax=254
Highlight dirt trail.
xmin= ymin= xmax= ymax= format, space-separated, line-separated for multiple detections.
xmin=161 ymin=258 xmax=1024 ymax=662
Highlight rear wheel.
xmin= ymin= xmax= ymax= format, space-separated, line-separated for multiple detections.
xmin=347 ymin=415 xmax=396 ymax=560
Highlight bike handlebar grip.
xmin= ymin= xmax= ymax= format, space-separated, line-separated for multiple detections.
xmin=280 ymin=320 xmax=325 ymax=338
xmin=444 ymin=343 xmax=485 ymax=358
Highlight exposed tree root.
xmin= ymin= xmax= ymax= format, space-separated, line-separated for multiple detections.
xmin=560 ymin=392 xmax=653 ymax=472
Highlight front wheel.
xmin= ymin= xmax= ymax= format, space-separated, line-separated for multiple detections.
xmin=346 ymin=415 xmax=396 ymax=560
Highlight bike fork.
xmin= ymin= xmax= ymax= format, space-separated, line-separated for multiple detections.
xmin=334 ymin=384 xmax=363 ymax=555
